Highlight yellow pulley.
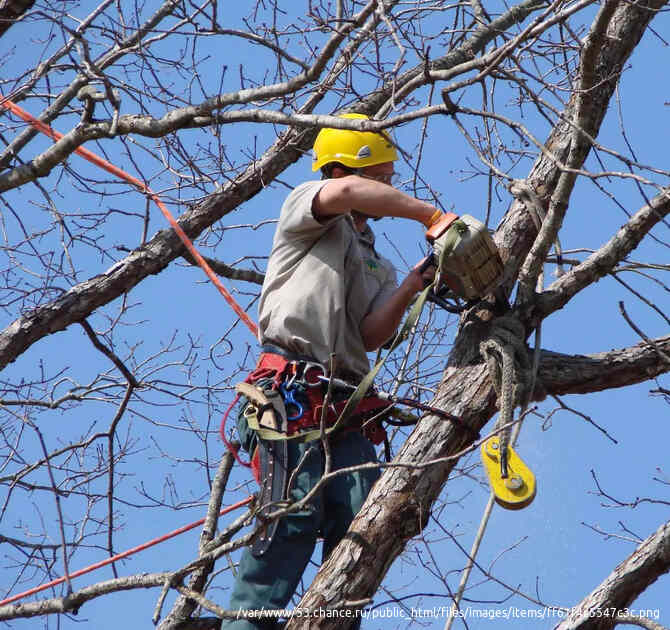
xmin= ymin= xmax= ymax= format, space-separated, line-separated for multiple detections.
xmin=481 ymin=436 xmax=536 ymax=510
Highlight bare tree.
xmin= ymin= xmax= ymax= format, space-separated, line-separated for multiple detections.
xmin=0 ymin=1 xmax=668 ymax=629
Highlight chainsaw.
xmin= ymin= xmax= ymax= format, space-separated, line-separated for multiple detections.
xmin=420 ymin=212 xmax=504 ymax=305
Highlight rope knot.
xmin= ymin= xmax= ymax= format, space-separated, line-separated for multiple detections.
xmin=480 ymin=315 xmax=530 ymax=403
xmin=479 ymin=315 xmax=532 ymax=471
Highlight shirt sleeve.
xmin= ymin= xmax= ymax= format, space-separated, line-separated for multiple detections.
xmin=278 ymin=180 xmax=342 ymax=237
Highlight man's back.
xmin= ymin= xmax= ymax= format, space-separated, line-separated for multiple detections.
xmin=259 ymin=180 xmax=396 ymax=379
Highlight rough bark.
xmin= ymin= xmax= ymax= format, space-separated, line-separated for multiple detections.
xmin=0 ymin=573 xmax=172 ymax=620
xmin=283 ymin=333 xmax=669 ymax=628
xmin=0 ymin=0 xmax=34 ymax=38
xmin=538 ymin=336 xmax=670 ymax=396
xmin=285 ymin=2 xmax=668 ymax=627
xmin=554 ymin=520 xmax=670 ymax=630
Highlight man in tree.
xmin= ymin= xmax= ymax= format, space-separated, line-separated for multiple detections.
xmin=225 ymin=113 xmax=444 ymax=629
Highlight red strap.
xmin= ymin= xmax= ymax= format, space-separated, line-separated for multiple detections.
xmin=220 ymin=393 xmax=251 ymax=468
xmin=250 ymin=446 xmax=261 ymax=483
xmin=256 ymin=352 xmax=291 ymax=373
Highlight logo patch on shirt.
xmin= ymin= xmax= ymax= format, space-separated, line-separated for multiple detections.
xmin=365 ymin=257 xmax=380 ymax=272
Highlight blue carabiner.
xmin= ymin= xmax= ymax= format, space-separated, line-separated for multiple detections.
xmin=279 ymin=383 xmax=304 ymax=421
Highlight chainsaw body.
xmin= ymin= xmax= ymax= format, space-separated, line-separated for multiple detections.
xmin=427 ymin=213 xmax=504 ymax=300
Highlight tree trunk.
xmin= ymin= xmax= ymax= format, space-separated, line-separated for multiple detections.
xmin=286 ymin=2 xmax=668 ymax=626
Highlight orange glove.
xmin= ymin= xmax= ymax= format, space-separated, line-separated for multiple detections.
xmin=425 ymin=211 xmax=459 ymax=241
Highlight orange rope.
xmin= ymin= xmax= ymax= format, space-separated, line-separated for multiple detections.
xmin=0 ymin=95 xmax=259 ymax=337
xmin=0 ymin=496 xmax=253 ymax=607
xmin=0 ymin=97 xmax=259 ymax=606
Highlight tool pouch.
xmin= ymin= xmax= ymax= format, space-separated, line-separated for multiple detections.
xmin=433 ymin=214 xmax=504 ymax=300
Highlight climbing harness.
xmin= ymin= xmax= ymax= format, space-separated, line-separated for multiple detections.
xmin=479 ymin=315 xmax=537 ymax=510
xmin=225 ymin=349 xmax=391 ymax=445
xmin=221 ymin=348 xmax=392 ymax=556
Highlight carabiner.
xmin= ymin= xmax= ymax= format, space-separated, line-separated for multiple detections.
xmin=300 ymin=361 xmax=325 ymax=387
xmin=279 ymin=383 xmax=304 ymax=421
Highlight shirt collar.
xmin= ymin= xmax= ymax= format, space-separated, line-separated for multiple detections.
xmin=357 ymin=222 xmax=376 ymax=247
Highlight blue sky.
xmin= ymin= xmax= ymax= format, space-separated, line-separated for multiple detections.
xmin=0 ymin=2 xmax=668 ymax=629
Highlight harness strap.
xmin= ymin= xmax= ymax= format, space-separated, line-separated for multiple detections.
xmin=226 ymin=350 xmax=389 ymax=444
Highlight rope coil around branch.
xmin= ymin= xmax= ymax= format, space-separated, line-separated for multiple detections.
xmin=479 ymin=314 xmax=531 ymax=476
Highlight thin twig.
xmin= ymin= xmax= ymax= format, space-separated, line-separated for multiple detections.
xmin=549 ymin=395 xmax=618 ymax=444
xmin=30 ymin=421 xmax=73 ymax=595
xmin=619 ymin=301 xmax=670 ymax=365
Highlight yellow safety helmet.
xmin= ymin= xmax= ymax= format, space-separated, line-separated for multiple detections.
xmin=311 ymin=113 xmax=398 ymax=172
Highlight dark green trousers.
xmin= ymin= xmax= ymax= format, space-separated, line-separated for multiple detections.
xmin=223 ymin=410 xmax=380 ymax=629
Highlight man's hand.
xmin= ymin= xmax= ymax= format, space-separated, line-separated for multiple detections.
xmin=406 ymin=256 xmax=436 ymax=294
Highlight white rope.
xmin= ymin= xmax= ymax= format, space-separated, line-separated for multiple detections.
xmin=445 ymin=312 xmax=543 ymax=630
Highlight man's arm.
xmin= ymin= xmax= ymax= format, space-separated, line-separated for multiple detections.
xmin=359 ymin=264 xmax=432 ymax=352
xmin=313 ymin=175 xmax=439 ymax=226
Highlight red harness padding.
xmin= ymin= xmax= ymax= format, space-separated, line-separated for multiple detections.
xmin=219 ymin=352 xmax=389 ymax=476
xmin=308 ymin=394 xmax=389 ymax=444
xmin=255 ymin=352 xmax=389 ymax=442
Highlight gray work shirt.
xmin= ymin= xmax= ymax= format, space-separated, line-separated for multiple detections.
xmin=258 ymin=180 xmax=398 ymax=379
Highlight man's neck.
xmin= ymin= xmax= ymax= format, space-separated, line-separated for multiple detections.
xmin=350 ymin=211 xmax=369 ymax=233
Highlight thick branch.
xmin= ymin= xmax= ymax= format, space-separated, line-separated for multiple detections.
xmin=537 ymin=335 xmax=670 ymax=396
xmin=0 ymin=123 xmax=311 ymax=371
xmin=537 ymin=190 xmax=670 ymax=320
xmin=0 ymin=0 xmax=35 ymax=38
xmin=554 ymin=520 xmax=670 ymax=630
xmin=0 ymin=573 xmax=172 ymax=620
